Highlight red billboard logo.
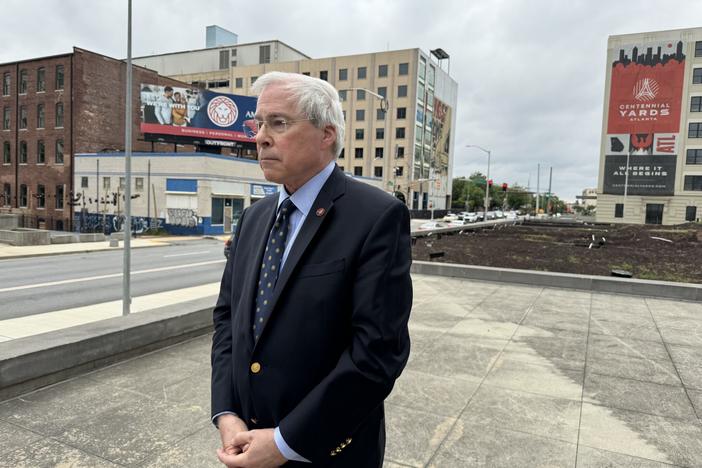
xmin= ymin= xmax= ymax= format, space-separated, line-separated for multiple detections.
xmin=207 ymin=96 xmax=239 ymax=127
xmin=633 ymin=78 xmax=660 ymax=101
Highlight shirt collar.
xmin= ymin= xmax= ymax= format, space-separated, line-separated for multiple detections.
xmin=277 ymin=160 xmax=336 ymax=217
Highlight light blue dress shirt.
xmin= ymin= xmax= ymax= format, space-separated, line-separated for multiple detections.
xmin=214 ymin=160 xmax=336 ymax=463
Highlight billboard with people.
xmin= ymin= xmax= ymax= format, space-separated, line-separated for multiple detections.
xmin=140 ymin=84 xmax=257 ymax=143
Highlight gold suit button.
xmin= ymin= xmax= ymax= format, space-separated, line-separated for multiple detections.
xmin=250 ymin=362 xmax=261 ymax=374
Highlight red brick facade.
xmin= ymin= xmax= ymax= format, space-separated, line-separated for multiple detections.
xmin=0 ymin=47 xmax=189 ymax=230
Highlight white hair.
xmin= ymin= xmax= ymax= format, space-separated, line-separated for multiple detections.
xmin=251 ymin=72 xmax=345 ymax=157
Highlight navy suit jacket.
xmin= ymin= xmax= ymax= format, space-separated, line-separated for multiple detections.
xmin=211 ymin=165 xmax=412 ymax=466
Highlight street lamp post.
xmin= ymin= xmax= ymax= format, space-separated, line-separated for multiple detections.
xmin=466 ymin=145 xmax=491 ymax=219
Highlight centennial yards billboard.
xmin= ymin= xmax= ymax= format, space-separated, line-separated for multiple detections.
xmin=602 ymin=40 xmax=685 ymax=196
xmin=140 ymin=84 xmax=257 ymax=145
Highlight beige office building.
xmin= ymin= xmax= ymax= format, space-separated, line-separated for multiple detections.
xmin=134 ymin=39 xmax=458 ymax=210
xmin=597 ymin=27 xmax=702 ymax=224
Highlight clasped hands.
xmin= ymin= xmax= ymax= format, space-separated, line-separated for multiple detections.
xmin=216 ymin=414 xmax=287 ymax=468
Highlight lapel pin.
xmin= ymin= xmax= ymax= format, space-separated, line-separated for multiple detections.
xmin=316 ymin=208 xmax=326 ymax=217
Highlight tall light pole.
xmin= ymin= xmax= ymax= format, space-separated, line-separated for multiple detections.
xmin=123 ymin=0 xmax=133 ymax=316
xmin=466 ymin=145 xmax=491 ymax=219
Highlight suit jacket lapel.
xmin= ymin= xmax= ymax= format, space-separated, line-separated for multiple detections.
xmin=255 ymin=166 xmax=347 ymax=345
xmin=239 ymin=196 xmax=278 ymax=352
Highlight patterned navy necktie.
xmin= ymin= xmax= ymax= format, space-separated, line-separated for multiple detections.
xmin=253 ymin=198 xmax=296 ymax=341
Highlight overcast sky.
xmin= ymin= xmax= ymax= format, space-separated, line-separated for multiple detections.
xmin=3 ymin=0 xmax=702 ymax=201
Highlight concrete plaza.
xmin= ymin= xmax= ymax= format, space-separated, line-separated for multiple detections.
xmin=1 ymin=274 xmax=701 ymax=467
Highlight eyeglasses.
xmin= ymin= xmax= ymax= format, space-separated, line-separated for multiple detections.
xmin=246 ymin=117 xmax=315 ymax=137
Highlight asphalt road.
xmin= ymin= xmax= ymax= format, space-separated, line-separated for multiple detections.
xmin=0 ymin=239 xmax=227 ymax=320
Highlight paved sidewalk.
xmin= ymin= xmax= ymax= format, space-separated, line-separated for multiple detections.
xmin=1 ymin=275 xmax=701 ymax=467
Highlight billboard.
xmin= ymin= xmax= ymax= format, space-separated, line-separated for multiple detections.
xmin=602 ymin=40 xmax=684 ymax=196
xmin=140 ymin=84 xmax=257 ymax=144
xmin=432 ymin=97 xmax=451 ymax=173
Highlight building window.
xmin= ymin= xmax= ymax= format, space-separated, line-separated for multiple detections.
xmin=2 ymin=183 xmax=10 ymax=205
xmin=37 ymin=104 xmax=45 ymax=128
xmin=19 ymin=140 xmax=27 ymax=163
xmin=690 ymin=122 xmax=702 ymax=138
xmin=355 ymin=109 xmax=365 ymax=121
xmin=55 ymin=65 xmax=64 ymax=90
xmin=338 ymin=90 xmax=347 ymax=101
xmin=339 ymin=68 xmax=348 ymax=81
xmin=614 ymin=203 xmax=624 ymax=218
xmin=396 ymin=127 xmax=406 ymax=138
xmin=3 ymin=107 xmax=10 ymax=129
xmin=684 ymin=175 xmax=702 ymax=190
xmin=259 ymin=45 xmax=271 ymax=64
xmin=302 ymin=72 xmax=310 ymax=76
xmin=378 ymin=64 xmax=388 ymax=77
xmin=81 ymin=176 xmax=89 ymax=188
xmin=55 ymin=102 xmax=64 ymax=127
xmin=377 ymin=86 xmax=387 ymax=98
xmin=397 ymin=85 xmax=408 ymax=98
xmin=251 ymin=76 xmax=258 ymax=85
xmin=696 ymin=41 xmax=702 ymax=57
xmin=2 ymin=73 xmax=9 ymax=96
xmin=399 ymin=63 xmax=409 ymax=75
xmin=376 ymin=128 xmax=384 ymax=139
xmin=397 ymin=107 xmax=406 ymax=119
xmin=687 ymin=149 xmax=702 ymax=164
xmin=375 ymin=147 xmax=383 ymax=159
xmin=694 ymin=68 xmax=702 ymax=85
xmin=419 ymin=57 xmax=426 ymax=81
xmin=342 ymin=111 xmax=346 ymax=121
xmin=37 ymin=140 xmax=45 ymax=164
xmin=686 ymin=206 xmax=698 ymax=221
xmin=219 ymin=50 xmax=230 ymax=70
xmin=103 ymin=177 xmax=110 ymax=189
xmin=395 ymin=166 xmax=404 ymax=176
xmin=2 ymin=141 xmax=9 ymax=163
xmin=354 ymin=148 xmax=363 ymax=158
xmin=37 ymin=185 xmax=45 ymax=208
xmin=235 ymin=77 xmax=243 ymax=88
xmin=37 ymin=68 xmax=45 ymax=92
xmin=396 ymin=146 xmax=405 ymax=158
xmin=354 ymin=166 xmax=363 ymax=176
xmin=55 ymin=139 xmax=64 ymax=164
xmin=376 ymin=109 xmax=385 ymax=120
xmin=136 ymin=177 xmax=144 ymax=191
xmin=356 ymin=89 xmax=366 ymax=100
xmin=355 ymin=129 xmax=364 ymax=140
xmin=319 ymin=70 xmax=328 ymax=81
xmin=357 ymin=67 xmax=367 ymax=80
xmin=119 ymin=177 xmax=126 ymax=189
xmin=19 ymin=106 xmax=27 ymax=129
xmin=19 ymin=184 xmax=27 ymax=207
xmin=55 ymin=185 xmax=64 ymax=209
xmin=19 ymin=69 xmax=28 ymax=94
xmin=338 ymin=148 xmax=345 ymax=159
xmin=374 ymin=166 xmax=383 ymax=177
xmin=692 ymin=96 xmax=702 ymax=113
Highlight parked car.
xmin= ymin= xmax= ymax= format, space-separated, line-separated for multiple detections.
xmin=461 ymin=212 xmax=479 ymax=223
xmin=494 ymin=210 xmax=504 ymax=218
xmin=442 ymin=213 xmax=459 ymax=222
xmin=505 ymin=211 xmax=518 ymax=220
xmin=486 ymin=211 xmax=497 ymax=220
xmin=418 ymin=221 xmax=447 ymax=230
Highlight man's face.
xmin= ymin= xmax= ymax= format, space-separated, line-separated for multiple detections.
xmin=254 ymin=84 xmax=336 ymax=193
xmin=165 ymin=90 xmax=173 ymax=98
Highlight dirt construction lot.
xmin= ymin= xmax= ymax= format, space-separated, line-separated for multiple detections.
xmin=412 ymin=221 xmax=702 ymax=284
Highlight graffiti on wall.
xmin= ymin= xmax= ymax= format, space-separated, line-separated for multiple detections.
xmin=75 ymin=212 xmax=163 ymax=234
xmin=167 ymin=208 xmax=198 ymax=227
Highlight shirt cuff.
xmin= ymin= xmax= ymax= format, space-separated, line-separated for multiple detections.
xmin=212 ymin=411 xmax=237 ymax=428
xmin=274 ymin=426 xmax=311 ymax=463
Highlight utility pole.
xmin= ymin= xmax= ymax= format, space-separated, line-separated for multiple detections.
xmin=547 ymin=167 xmax=553 ymax=215
xmin=536 ymin=164 xmax=541 ymax=215
xmin=122 ymin=0 xmax=132 ymax=316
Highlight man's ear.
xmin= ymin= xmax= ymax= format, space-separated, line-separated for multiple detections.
xmin=321 ymin=125 xmax=337 ymax=150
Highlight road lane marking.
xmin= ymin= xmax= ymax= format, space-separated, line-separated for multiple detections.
xmin=0 ymin=260 xmax=225 ymax=293
xmin=0 ymin=282 xmax=221 ymax=339
xmin=163 ymin=251 xmax=211 ymax=258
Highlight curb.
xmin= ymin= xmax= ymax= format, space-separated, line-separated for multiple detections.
xmin=412 ymin=261 xmax=702 ymax=302
xmin=0 ymin=297 xmax=214 ymax=402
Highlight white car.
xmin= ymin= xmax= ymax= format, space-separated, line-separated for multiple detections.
xmin=418 ymin=221 xmax=447 ymax=230
xmin=505 ymin=211 xmax=518 ymax=220
xmin=442 ymin=213 xmax=459 ymax=222
xmin=462 ymin=212 xmax=479 ymax=223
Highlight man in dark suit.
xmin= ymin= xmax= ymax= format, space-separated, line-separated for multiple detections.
xmin=211 ymin=71 xmax=412 ymax=467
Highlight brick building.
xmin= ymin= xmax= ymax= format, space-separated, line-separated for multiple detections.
xmin=0 ymin=47 xmax=186 ymax=231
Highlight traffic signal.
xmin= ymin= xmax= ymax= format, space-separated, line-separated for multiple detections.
xmin=488 ymin=179 xmax=493 ymax=187
xmin=502 ymin=183 xmax=508 ymax=192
